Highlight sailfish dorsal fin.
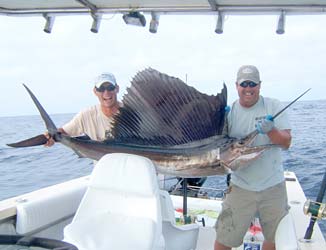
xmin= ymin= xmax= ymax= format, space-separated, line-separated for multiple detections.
xmin=110 ymin=68 xmax=227 ymax=146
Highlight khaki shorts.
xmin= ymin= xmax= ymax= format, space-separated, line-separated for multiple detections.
xmin=214 ymin=182 xmax=289 ymax=247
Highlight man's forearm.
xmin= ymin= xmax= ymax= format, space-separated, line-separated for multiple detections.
xmin=267 ymin=129 xmax=292 ymax=149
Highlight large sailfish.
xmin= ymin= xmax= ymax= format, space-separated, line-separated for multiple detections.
xmin=8 ymin=68 xmax=271 ymax=177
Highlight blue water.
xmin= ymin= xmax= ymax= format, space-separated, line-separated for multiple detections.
xmin=0 ymin=101 xmax=326 ymax=236
xmin=0 ymin=114 xmax=93 ymax=200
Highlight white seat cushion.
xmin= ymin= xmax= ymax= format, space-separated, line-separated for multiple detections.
xmin=16 ymin=183 xmax=86 ymax=235
xmin=64 ymin=212 xmax=156 ymax=250
xmin=64 ymin=153 xmax=165 ymax=250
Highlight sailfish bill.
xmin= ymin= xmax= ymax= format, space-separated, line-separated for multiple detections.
xmin=8 ymin=68 xmax=270 ymax=177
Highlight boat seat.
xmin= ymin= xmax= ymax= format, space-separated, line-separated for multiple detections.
xmin=15 ymin=181 xmax=86 ymax=238
xmin=159 ymin=190 xmax=199 ymax=250
xmin=64 ymin=153 xmax=165 ymax=250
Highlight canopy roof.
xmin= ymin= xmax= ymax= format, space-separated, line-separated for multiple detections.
xmin=1 ymin=1 xmax=325 ymax=34
xmin=1 ymin=0 xmax=326 ymax=16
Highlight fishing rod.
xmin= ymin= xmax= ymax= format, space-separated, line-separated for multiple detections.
xmin=303 ymin=168 xmax=326 ymax=240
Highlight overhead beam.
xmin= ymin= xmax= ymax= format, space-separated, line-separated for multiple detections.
xmin=1 ymin=3 xmax=326 ymax=16
xmin=74 ymin=0 xmax=98 ymax=13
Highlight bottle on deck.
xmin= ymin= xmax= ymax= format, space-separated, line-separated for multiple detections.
xmin=242 ymin=217 xmax=264 ymax=250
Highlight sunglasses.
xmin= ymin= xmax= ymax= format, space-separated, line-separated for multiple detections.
xmin=96 ymin=84 xmax=116 ymax=92
xmin=239 ymin=81 xmax=258 ymax=88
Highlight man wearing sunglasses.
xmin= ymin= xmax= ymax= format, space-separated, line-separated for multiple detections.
xmin=214 ymin=65 xmax=292 ymax=250
xmin=45 ymin=72 xmax=121 ymax=146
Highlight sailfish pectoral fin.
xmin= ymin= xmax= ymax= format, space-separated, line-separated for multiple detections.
xmin=7 ymin=134 xmax=48 ymax=148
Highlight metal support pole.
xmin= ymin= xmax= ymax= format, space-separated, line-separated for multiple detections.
xmin=182 ymin=178 xmax=188 ymax=220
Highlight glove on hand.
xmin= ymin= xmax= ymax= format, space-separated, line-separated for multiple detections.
xmin=256 ymin=115 xmax=274 ymax=134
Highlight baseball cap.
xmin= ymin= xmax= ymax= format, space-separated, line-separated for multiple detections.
xmin=236 ymin=65 xmax=261 ymax=84
xmin=94 ymin=72 xmax=117 ymax=88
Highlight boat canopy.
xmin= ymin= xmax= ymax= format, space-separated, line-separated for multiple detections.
xmin=1 ymin=1 xmax=326 ymax=16
xmin=1 ymin=1 xmax=326 ymax=33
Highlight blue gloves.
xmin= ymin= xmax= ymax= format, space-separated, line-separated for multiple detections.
xmin=256 ymin=115 xmax=274 ymax=134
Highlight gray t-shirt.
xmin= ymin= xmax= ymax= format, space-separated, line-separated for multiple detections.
xmin=227 ymin=96 xmax=291 ymax=191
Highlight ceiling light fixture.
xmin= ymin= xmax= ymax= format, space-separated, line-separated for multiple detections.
xmin=123 ymin=11 xmax=146 ymax=27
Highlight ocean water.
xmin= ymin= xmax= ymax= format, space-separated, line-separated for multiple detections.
xmin=0 ymin=100 xmax=326 ymax=236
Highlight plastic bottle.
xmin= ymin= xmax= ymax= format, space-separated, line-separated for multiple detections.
xmin=243 ymin=218 xmax=264 ymax=250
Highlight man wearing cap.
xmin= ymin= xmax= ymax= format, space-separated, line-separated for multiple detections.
xmin=45 ymin=72 xmax=120 ymax=145
xmin=214 ymin=65 xmax=292 ymax=250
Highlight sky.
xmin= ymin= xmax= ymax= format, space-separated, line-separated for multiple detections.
xmin=1 ymin=13 xmax=326 ymax=117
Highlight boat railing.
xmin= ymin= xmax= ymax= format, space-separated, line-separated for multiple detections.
xmin=160 ymin=177 xmax=226 ymax=200
xmin=185 ymin=185 xmax=226 ymax=200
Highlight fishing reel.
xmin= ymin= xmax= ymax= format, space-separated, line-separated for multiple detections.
xmin=303 ymin=199 xmax=326 ymax=220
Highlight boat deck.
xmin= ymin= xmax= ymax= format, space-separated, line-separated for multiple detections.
xmin=0 ymin=171 xmax=325 ymax=250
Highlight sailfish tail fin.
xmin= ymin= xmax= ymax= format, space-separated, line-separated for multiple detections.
xmin=22 ymin=84 xmax=58 ymax=134
xmin=7 ymin=134 xmax=48 ymax=148
xmin=7 ymin=84 xmax=58 ymax=148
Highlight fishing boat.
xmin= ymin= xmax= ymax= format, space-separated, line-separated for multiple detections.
xmin=0 ymin=153 xmax=325 ymax=250
xmin=1 ymin=1 xmax=326 ymax=250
